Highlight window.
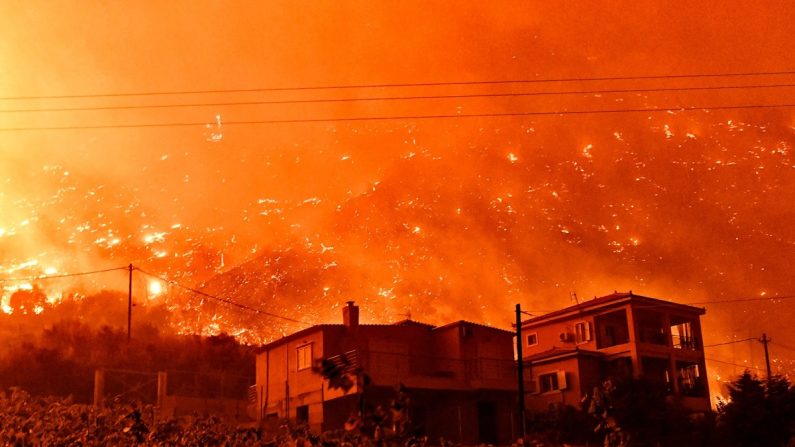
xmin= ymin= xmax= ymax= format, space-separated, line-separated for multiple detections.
xmin=574 ymin=321 xmax=592 ymax=344
xmin=297 ymin=344 xmax=313 ymax=371
xmin=604 ymin=325 xmax=615 ymax=344
xmin=526 ymin=333 xmax=538 ymax=346
xmin=677 ymin=362 xmax=704 ymax=397
xmin=671 ymin=320 xmax=698 ymax=350
xmin=538 ymin=371 xmax=567 ymax=393
xmin=296 ymin=405 xmax=309 ymax=424
xmin=595 ymin=310 xmax=630 ymax=348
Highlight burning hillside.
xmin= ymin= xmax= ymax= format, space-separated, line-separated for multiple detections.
xmin=2 ymin=112 xmax=795 ymax=338
xmin=1 ymin=2 xmax=795 ymax=405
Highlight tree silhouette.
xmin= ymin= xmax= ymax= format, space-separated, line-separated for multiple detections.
xmin=717 ymin=371 xmax=795 ymax=447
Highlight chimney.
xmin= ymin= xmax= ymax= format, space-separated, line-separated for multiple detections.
xmin=343 ymin=301 xmax=359 ymax=328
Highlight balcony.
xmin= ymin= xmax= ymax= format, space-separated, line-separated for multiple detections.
xmin=595 ymin=310 xmax=630 ymax=349
xmin=362 ymin=350 xmax=516 ymax=391
xmin=671 ymin=317 xmax=700 ymax=351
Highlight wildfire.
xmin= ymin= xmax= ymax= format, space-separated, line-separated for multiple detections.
xmin=0 ymin=81 xmax=792 ymax=386
xmin=148 ymin=280 xmax=163 ymax=298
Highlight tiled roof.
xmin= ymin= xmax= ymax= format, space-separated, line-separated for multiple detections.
xmin=433 ymin=320 xmax=515 ymax=335
xmin=523 ymin=347 xmax=604 ymax=363
xmin=522 ymin=291 xmax=705 ymax=326
xmin=259 ymin=320 xmax=436 ymax=350
xmin=259 ymin=318 xmax=513 ymax=351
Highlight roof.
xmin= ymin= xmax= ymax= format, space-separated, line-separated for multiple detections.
xmin=257 ymin=324 xmax=339 ymax=352
xmin=388 ymin=319 xmax=436 ymax=328
xmin=259 ymin=318 xmax=514 ymax=352
xmin=433 ymin=320 xmax=515 ymax=336
xmin=523 ymin=347 xmax=605 ymax=364
xmin=522 ymin=291 xmax=705 ymax=327
xmin=259 ymin=319 xmax=437 ymax=351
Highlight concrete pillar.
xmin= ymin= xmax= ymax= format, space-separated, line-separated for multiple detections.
xmin=93 ymin=369 xmax=105 ymax=406
xmin=157 ymin=371 xmax=168 ymax=407
xmin=669 ymin=355 xmax=680 ymax=395
xmin=625 ymin=306 xmax=641 ymax=376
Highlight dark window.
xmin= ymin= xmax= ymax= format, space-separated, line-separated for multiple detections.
xmin=595 ymin=310 xmax=630 ymax=349
xmin=539 ymin=372 xmax=559 ymax=392
xmin=526 ymin=333 xmax=538 ymax=346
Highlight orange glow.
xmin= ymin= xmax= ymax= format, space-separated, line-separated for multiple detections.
xmin=148 ymin=280 xmax=163 ymax=298
xmin=0 ymin=1 xmax=793 ymax=402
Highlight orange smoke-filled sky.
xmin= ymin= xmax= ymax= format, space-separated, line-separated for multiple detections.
xmin=1 ymin=1 xmax=795 ymax=386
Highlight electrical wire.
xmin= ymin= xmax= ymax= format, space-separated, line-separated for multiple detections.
xmin=686 ymin=295 xmax=795 ymax=305
xmin=703 ymin=338 xmax=756 ymax=348
xmin=134 ymin=267 xmax=312 ymax=326
xmin=2 ymin=69 xmax=795 ymax=100
xmin=705 ymin=356 xmax=766 ymax=372
xmin=0 ymin=266 xmax=129 ymax=283
xmin=3 ymin=82 xmax=795 ymax=113
xmin=769 ymin=341 xmax=795 ymax=355
xmin=2 ymin=102 xmax=794 ymax=132
xmin=2 ymin=262 xmax=792 ymax=329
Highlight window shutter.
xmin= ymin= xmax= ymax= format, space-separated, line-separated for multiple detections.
xmin=557 ymin=370 xmax=568 ymax=390
xmin=585 ymin=322 xmax=593 ymax=341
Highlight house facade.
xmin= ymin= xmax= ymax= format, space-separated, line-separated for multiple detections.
xmin=254 ymin=302 xmax=518 ymax=444
xmin=520 ymin=292 xmax=710 ymax=413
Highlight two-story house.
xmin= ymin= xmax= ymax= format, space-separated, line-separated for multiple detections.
xmin=254 ymin=301 xmax=518 ymax=445
xmin=520 ymin=292 xmax=710 ymax=413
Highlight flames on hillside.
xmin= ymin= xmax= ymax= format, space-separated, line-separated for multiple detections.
xmin=1 ymin=111 xmax=794 ymax=400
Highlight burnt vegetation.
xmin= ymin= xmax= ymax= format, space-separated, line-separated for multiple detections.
xmin=0 ymin=293 xmax=255 ymax=403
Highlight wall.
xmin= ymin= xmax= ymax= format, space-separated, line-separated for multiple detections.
xmin=256 ymin=327 xmax=327 ymax=431
xmin=522 ymin=314 xmax=599 ymax=356
xmin=525 ymin=356 xmax=580 ymax=413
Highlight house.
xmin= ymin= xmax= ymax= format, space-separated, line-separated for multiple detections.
xmin=254 ymin=302 xmax=518 ymax=445
xmin=520 ymin=292 xmax=710 ymax=413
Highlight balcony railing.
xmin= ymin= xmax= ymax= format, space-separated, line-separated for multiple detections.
xmin=362 ymin=350 xmax=516 ymax=387
xmin=672 ymin=335 xmax=700 ymax=350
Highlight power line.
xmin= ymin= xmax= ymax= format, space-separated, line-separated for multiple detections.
xmin=0 ymin=266 xmax=129 ymax=283
xmin=769 ymin=341 xmax=795 ymax=355
xmin=3 ymin=82 xmax=795 ymax=113
xmin=134 ymin=267 xmax=312 ymax=326
xmin=687 ymin=295 xmax=795 ymax=305
xmin=0 ymin=263 xmax=313 ymax=331
xmin=2 ymin=102 xmax=794 ymax=132
xmin=706 ymin=356 xmax=766 ymax=372
xmin=2 ymin=69 xmax=795 ymax=100
xmin=704 ymin=338 xmax=756 ymax=348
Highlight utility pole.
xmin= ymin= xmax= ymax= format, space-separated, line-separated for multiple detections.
xmin=760 ymin=333 xmax=772 ymax=384
xmin=127 ymin=263 xmax=133 ymax=344
xmin=515 ymin=304 xmax=526 ymax=439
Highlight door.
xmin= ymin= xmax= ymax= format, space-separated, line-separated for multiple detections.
xmin=476 ymin=401 xmax=497 ymax=444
